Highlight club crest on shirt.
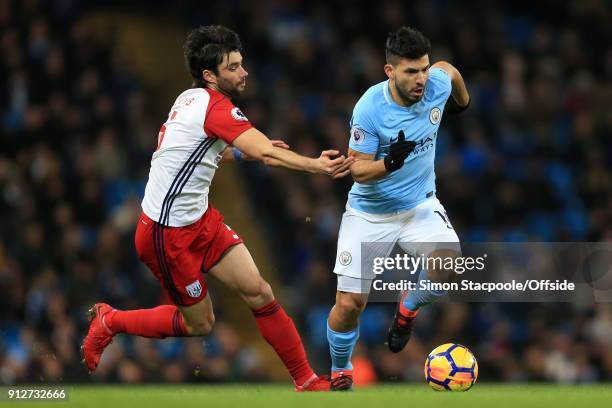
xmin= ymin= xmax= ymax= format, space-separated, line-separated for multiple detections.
xmin=429 ymin=107 xmax=441 ymax=124
xmin=351 ymin=127 xmax=365 ymax=145
xmin=186 ymin=280 xmax=203 ymax=298
xmin=339 ymin=251 xmax=352 ymax=266
xmin=231 ymin=107 xmax=248 ymax=122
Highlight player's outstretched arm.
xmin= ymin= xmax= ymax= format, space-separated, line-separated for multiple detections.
xmin=220 ymin=140 xmax=289 ymax=162
xmin=432 ymin=61 xmax=470 ymax=112
xmin=232 ymin=127 xmax=354 ymax=178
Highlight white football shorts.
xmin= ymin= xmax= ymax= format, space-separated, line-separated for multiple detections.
xmin=334 ymin=197 xmax=460 ymax=293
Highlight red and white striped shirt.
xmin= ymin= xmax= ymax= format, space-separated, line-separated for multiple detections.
xmin=142 ymin=88 xmax=252 ymax=227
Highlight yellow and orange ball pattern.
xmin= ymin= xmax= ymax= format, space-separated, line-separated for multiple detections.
xmin=424 ymin=343 xmax=478 ymax=391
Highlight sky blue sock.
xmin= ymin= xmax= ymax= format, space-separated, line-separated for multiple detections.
xmin=403 ymin=268 xmax=447 ymax=311
xmin=327 ymin=321 xmax=359 ymax=372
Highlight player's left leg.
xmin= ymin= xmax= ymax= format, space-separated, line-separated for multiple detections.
xmin=327 ymin=282 xmax=370 ymax=391
xmin=83 ymin=293 xmax=215 ymax=373
xmin=388 ymin=197 xmax=460 ymax=353
xmin=207 ymin=243 xmax=328 ymax=391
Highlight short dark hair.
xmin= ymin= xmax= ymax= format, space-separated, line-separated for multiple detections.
xmin=385 ymin=26 xmax=431 ymax=64
xmin=183 ymin=25 xmax=242 ymax=87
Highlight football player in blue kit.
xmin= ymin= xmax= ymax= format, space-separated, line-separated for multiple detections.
xmin=327 ymin=27 xmax=470 ymax=391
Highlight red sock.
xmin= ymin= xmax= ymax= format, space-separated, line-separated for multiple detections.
xmin=107 ymin=305 xmax=187 ymax=338
xmin=252 ymin=300 xmax=315 ymax=386
xmin=398 ymin=292 xmax=418 ymax=327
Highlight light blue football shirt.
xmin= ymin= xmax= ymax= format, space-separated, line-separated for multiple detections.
xmin=347 ymin=67 xmax=452 ymax=214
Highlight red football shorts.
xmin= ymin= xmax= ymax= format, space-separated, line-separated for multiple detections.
xmin=134 ymin=205 xmax=243 ymax=306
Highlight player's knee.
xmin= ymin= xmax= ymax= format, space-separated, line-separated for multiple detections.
xmin=429 ymin=259 xmax=461 ymax=282
xmin=427 ymin=266 xmax=453 ymax=283
xmin=427 ymin=249 xmax=459 ymax=283
xmin=258 ymin=280 xmax=274 ymax=303
xmin=241 ymin=277 xmax=274 ymax=308
xmin=184 ymin=313 xmax=215 ymax=336
xmin=336 ymin=293 xmax=366 ymax=317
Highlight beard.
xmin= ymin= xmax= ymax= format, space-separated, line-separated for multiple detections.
xmin=394 ymin=81 xmax=423 ymax=106
xmin=217 ymin=76 xmax=245 ymax=98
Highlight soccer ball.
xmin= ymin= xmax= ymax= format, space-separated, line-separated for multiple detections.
xmin=424 ymin=343 xmax=478 ymax=391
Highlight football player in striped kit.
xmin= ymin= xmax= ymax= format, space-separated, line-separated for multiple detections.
xmin=83 ymin=25 xmax=353 ymax=391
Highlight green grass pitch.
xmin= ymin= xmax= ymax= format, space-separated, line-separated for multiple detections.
xmin=7 ymin=384 xmax=612 ymax=408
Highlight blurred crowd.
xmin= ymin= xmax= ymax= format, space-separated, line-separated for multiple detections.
xmin=1 ymin=0 xmax=611 ymax=385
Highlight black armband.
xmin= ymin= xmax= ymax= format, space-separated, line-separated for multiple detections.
xmin=444 ymin=96 xmax=470 ymax=115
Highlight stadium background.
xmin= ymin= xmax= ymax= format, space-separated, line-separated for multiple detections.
xmin=1 ymin=0 xmax=611 ymax=386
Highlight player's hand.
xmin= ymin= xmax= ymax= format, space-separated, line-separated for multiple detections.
xmin=383 ymin=130 xmax=416 ymax=172
xmin=242 ymin=139 xmax=289 ymax=160
xmin=316 ymin=150 xmax=355 ymax=178
xmin=331 ymin=154 xmax=355 ymax=179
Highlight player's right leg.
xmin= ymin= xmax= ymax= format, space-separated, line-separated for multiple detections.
xmin=82 ymin=212 xmax=215 ymax=372
xmin=327 ymin=206 xmax=398 ymax=390
xmin=327 ymin=288 xmax=369 ymax=391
